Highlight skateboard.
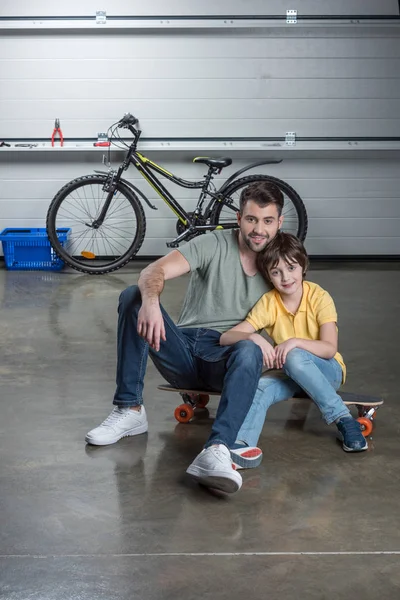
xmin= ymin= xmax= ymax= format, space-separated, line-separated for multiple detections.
xmin=157 ymin=384 xmax=383 ymax=437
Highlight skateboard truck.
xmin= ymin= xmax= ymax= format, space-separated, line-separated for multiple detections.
xmin=158 ymin=385 xmax=217 ymax=423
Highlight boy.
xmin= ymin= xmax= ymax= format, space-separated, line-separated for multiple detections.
xmin=220 ymin=232 xmax=367 ymax=454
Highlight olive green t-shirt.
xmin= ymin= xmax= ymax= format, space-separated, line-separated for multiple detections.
xmin=177 ymin=230 xmax=270 ymax=333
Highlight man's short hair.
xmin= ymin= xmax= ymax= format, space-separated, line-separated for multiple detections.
xmin=256 ymin=232 xmax=309 ymax=280
xmin=239 ymin=181 xmax=284 ymax=216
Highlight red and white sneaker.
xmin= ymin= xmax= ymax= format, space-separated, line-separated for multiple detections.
xmin=186 ymin=444 xmax=242 ymax=494
xmin=230 ymin=446 xmax=263 ymax=470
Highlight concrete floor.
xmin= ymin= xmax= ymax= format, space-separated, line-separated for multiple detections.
xmin=0 ymin=261 xmax=399 ymax=599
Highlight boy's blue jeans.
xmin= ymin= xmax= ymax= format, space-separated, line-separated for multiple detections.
xmin=236 ymin=348 xmax=350 ymax=447
xmin=113 ymin=286 xmax=263 ymax=449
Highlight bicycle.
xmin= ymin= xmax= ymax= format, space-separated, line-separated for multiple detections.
xmin=46 ymin=113 xmax=308 ymax=274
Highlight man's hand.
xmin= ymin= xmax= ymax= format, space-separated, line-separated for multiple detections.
xmin=136 ymin=250 xmax=190 ymax=351
xmin=137 ymin=302 xmax=166 ymax=352
xmin=249 ymin=333 xmax=276 ymax=369
xmin=274 ymin=338 xmax=298 ymax=369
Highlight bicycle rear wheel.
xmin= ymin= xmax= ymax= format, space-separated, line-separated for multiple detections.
xmin=46 ymin=175 xmax=146 ymax=274
xmin=211 ymin=174 xmax=308 ymax=241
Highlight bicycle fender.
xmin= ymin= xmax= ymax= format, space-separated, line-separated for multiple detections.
xmin=93 ymin=171 xmax=157 ymax=210
xmin=220 ymin=159 xmax=283 ymax=192
xmin=123 ymin=180 xmax=157 ymax=210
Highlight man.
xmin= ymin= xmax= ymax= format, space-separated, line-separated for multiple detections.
xmin=86 ymin=181 xmax=284 ymax=494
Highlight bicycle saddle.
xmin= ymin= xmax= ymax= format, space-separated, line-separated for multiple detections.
xmin=193 ymin=157 xmax=232 ymax=169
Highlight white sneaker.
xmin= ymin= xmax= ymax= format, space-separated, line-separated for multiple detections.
xmin=85 ymin=406 xmax=148 ymax=446
xmin=186 ymin=444 xmax=242 ymax=494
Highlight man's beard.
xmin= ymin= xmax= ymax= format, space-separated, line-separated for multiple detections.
xmin=243 ymin=233 xmax=270 ymax=252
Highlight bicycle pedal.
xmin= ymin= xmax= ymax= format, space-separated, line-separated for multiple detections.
xmin=166 ymin=242 xmax=179 ymax=248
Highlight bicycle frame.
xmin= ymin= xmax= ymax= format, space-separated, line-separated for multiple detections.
xmin=128 ymin=152 xmax=282 ymax=228
xmin=95 ymin=120 xmax=283 ymax=243
xmin=130 ymin=151 xmax=218 ymax=226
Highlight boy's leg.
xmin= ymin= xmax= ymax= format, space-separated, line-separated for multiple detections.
xmin=86 ymin=285 xmax=198 ymax=446
xmin=234 ymin=372 xmax=301 ymax=448
xmin=282 ymin=349 xmax=367 ymax=452
xmin=282 ymin=349 xmax=349 ymax=424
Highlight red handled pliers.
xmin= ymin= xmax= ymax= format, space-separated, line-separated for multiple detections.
xmin=51 ymin=118 xmax=64 ymax=147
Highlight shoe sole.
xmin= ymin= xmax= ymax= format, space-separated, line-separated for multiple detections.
xmin=230 ymin=447 xmax=263 ymax=470
xmin=85 ymin=423 xmax=148 ymax=446
xmin=338 ymin=433 xmax=368 ymax=452
xmin=186 ymin=465 xmax=242 ymax=494
xmin=342 ymin=440 xmax=368 ymax=452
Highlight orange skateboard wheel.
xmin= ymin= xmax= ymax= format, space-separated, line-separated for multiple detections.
xmin=196 ymin=394 xmax=210 ymax=409
xmin=357 ymin=416 xmax=373 ymax=437
xmin=174 ymin=403 xmax=194 ymax=423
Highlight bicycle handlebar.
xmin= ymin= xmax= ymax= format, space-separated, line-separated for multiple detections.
xmin=118 ymin=113 xmax=139 ymax=128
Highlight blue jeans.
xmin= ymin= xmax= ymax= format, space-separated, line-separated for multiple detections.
xmin=236 ymin=348 xmax=350 ymax=447
xmin=114 ymin=286 xmax=263 ymax=448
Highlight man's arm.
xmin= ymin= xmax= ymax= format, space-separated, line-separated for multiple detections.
xmin=137 ymin=250 xmax=190 ymax=351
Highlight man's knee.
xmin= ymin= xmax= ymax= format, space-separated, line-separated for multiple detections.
xmin=283 ymin=348 xmax=309 ymax=376
xmin=228 ymin=340 xmax=263 ymax=371
xmin=118 ymin=285 xmax=142 ymax=314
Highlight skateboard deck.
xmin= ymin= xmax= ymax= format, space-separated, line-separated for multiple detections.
xmin=157 ymin=384 xmax=383 ymax=436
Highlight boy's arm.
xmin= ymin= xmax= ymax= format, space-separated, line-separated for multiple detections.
xmin=220 ymin=321 xmax=276 ymax=369
xmin=221 ymin=293 xmax=271 ymax=345
xmin=275 ymin=322 xmax=338 ymax=368
xmin=220 ymin=321 xmax=257 ymax=345
xmin=295 ymin=322 xmax=338 ymax=357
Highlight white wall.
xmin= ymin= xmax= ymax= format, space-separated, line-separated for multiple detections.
xmin=1 ymin=0 xmax=400 ymax=256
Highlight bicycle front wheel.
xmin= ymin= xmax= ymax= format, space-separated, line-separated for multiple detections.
xmin=46 ymin=175 xmax=146 ymax=274
xmin=211 ymin=175 xmax=308 ymax=241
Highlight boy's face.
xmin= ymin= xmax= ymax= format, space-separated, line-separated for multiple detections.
xmin=267 ymin=258 xmax=303 ymax=297
xmin=237 ymin=200 xmax=283 ymax=253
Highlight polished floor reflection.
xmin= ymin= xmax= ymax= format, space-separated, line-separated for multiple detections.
xmin=0 ymin=262 xmax=399 ymax=599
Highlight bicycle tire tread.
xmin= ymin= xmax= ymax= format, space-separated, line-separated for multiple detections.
xmin=46 ymin=175 xmax=146 ymax=274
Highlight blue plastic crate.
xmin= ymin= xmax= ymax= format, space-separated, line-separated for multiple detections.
xmin=0 ymin=227 xmax=70 ymax=271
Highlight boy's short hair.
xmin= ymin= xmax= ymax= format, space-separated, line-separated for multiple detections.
xmin=256 ymin=232 xmax=310 ymax=281
xmin=239 ymin=181 xmax=284 ymax=216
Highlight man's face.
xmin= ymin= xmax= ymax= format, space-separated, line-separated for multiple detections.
xmin=237 ymin=200 xmax=283 ymax=253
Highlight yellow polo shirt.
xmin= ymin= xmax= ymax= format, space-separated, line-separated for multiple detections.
xmin=246 ymin=281 xmax=346 ymax=382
